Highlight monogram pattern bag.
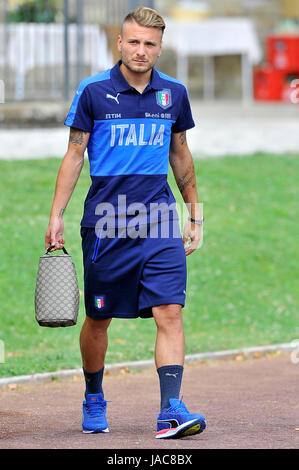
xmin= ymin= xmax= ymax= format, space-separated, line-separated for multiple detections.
xmin=35 ymin=246 xmax=80 ymax=327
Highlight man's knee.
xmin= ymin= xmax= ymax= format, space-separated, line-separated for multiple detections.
xmin=82 ymin=316 xmax=112 ymax=335
xmin=153 ymin=304 xmax=183 ymax=330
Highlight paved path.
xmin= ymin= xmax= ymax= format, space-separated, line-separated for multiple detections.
xmin=0 ymin=355 xmax=298 ymax=449
xmin=0 ymin=102 xmax=298 ymax=159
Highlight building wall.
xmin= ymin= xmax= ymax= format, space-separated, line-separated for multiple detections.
xmin=0 ymin=0 xmax=293 ymax=101
xmin=155 ymin=0 xmax=283 ymax=98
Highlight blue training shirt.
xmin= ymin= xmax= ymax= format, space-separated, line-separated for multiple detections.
xmin=64 ymin=60 xmax=195 ymax=228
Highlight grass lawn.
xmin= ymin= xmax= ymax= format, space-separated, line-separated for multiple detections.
xmin=0 ymin=153 xmax=298 ymax=377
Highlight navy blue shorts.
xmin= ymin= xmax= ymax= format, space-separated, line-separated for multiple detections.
xmin=81 ymin=226 xmax=187 ymax=319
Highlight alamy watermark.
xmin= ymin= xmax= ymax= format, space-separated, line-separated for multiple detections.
xmin=0 ymin=340 xmax=4 ymax=363
xmin=94 ymin=197 xmax=204 ymax=246
xmin=0 ymin=80 xmax=5 ymax=103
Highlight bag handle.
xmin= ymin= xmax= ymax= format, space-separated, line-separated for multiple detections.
xmin=45 ymin=246 xmax=69 ymax=255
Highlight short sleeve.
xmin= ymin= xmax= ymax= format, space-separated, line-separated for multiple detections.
xmin=64 ymin=84 xmax=94 ymax=132
xmin=171 ymin=87 xmax=195 ymax=134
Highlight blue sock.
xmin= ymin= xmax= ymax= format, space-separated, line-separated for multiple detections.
xmin=157 ymin=365 xmax=184 ymax=412
xmin=83 ymin=367 xmax=104 ymax=399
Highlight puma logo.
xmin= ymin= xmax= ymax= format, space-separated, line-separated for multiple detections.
xmin=106 ymin=93 xmax=120 ymax=104
xmin=165 ymin=373 xmax=178 ymax=379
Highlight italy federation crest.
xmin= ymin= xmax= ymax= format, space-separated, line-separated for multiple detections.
xmin=95 ymin=296 xmax=105 ymax=310
xmin=156 ymin=89 xmax=172 ymax=109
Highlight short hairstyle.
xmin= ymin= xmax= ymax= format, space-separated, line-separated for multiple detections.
xmin=122 ymin=6 xmax=166 ymax=36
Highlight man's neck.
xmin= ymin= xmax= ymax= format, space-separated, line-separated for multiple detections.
xmin=119 ymin=62 xmax=152 ymax=94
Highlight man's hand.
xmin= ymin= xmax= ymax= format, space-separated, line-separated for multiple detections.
xmin=45 ymin=216 xmax=65 ymax=252
xmin=183 ymin=220 xmax=202 ymax=256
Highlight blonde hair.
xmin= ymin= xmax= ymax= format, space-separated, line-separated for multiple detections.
xmin=122 ymin=6 xmax=166 ymax=36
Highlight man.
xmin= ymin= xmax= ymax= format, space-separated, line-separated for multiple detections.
xmin=45 ymin=6 xmax=206 ymax=439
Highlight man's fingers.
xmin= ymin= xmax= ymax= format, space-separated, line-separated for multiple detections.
xmin=184 ymin=234 xmax=201 ymax=256
xmin=48 ymin=234 xmax=61 ymax=252
xmin=45 ymin=232 xmax=54 ymax=251
xmin=185 ymin=245 xmax=197 ymax=256
xmin=45 ymin=218 xmax=65 ymax=252
xmin=53 ymin=236 xmax=66 ymax=251
xmin=185 ymin=240 xmax=195 ymax=255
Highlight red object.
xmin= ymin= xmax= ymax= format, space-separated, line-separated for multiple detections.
xmin=281 ymin=73 xmax=299 ymax=103
xmin=267 ymin=35 xmax=299 ymax=71
xmin=254 ymin=65 xmax=285 ymax=101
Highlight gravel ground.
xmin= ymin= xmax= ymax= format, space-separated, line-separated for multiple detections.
xmin=0 ymin=355 xmax=298 ymax=450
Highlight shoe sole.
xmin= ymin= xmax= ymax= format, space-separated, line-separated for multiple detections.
xmin=83 ymin=427 xmax=109 ymax=434
xmin=156 ymin=418 xmax=206 ymax=439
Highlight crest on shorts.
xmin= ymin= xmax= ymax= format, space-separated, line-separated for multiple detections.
xmin=95 ymin=296 xmax=105 ymax=310
xmin=156 ymin=89 xmax=172 ymax=109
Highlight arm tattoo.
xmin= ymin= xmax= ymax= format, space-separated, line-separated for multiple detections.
xmin=69 ymin=128 xmax=88 ymax=146
xmin=178 ymin=175 xmax=195 ymax=194
xmin=58 ymin=208 xmax=65 ymax=217
xmin=177 ymin=162 xmax=196 ymax=195
xmin=179 ymin=132 xmax=186 ymax=146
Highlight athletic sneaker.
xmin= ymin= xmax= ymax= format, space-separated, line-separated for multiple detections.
xmin=156 ymin=397 xmax=206 ymax=439
xmin=82 ymin=393 xmax=109 ymax=434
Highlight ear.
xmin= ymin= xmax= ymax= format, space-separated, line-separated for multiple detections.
xmin=158 ymin=41 xmax=163 ymax=58
xmin=117 ymin=34 xmax=122 ymax=53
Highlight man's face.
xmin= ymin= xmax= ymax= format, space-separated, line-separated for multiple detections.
xmin=118 ymin=21 xmax=163 ymax=74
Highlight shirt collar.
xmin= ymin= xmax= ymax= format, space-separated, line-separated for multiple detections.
xmin=111 ymin=60 xmax=162 ymax=93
